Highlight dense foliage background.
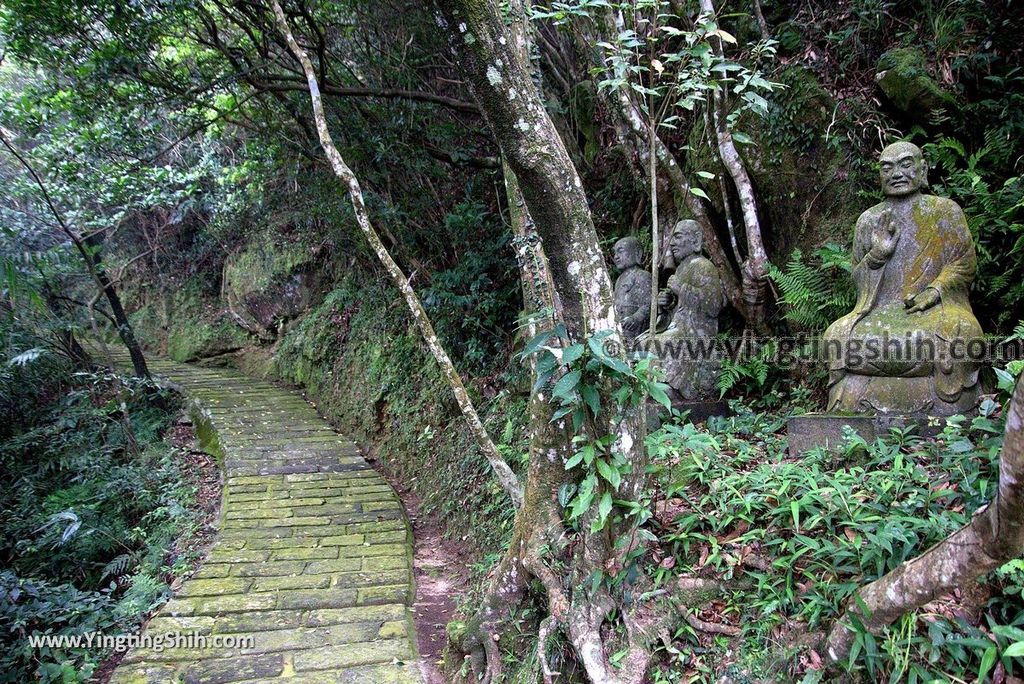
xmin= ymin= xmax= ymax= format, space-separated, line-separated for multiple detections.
xmin=1 ymin=0 xmax=1023 ymax=680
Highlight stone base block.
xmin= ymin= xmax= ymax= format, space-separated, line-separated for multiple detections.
xmin=787 ymin=413 xmax=948 ymax=456
xmin=672 ymin=399 xmax=731 ymax=423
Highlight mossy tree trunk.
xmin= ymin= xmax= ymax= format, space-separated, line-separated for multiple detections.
xmin=433 ymin=1 xmax=672 ymax=682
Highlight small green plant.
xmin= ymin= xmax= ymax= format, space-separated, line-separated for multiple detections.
xmin=644 ymin=396 xmax=1018 ymax=681
xmin=522 ymin=325 xmax=669 ymax=535
xmin=767 ymin=244 xmax=856 ymax=331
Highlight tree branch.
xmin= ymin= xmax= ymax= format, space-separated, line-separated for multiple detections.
xmin=270 ymin=0 xmax=523 ymax=509
xmin=253 ymin=74 xmax=479 ymax=113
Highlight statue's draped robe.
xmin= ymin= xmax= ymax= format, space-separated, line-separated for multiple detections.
xmin=657 ymin=254 xmax=725 ymax=399
xmin=824 ymin=194 xmax=982 ymax=412
xmin=614 ymin=266 xmax=652 ymax=340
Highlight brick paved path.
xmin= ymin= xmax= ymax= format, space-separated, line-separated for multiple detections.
xmin=111 ymin=359 xmax=419 ymax=683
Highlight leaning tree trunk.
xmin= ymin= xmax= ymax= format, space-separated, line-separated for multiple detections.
xmin=700 ymin=0 xmax=770 ymax=329
xmin=86 ymin=237 xmax=151 ymax=378
xmin=825 ymin=374 xmax=1024 ymax=664
xmin=270 ymin=0 xmax=524 ymax=509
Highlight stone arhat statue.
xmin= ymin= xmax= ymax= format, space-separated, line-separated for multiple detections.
xmin=823 ymin=141 xmax=983 ymax=414
xmin=650 ymin=220 xmax=726 ymax=400
xmin=612 ymin=236 xmax=652 ymax=341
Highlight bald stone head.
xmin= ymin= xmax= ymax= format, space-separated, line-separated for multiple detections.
xmin=879 ymin=141 xmax=928 ymax=197
xmin=669 ymin=220 xmax=702 ymax=263
xmin=613 ymin=236 xmax=643 ymax=270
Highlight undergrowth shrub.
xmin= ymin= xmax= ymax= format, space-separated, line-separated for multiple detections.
xmin=767 ymin=243 xmax=856 ymax=332
xmin=0 ymin=359 xmax=203 ymax=682
xmin=646 ymin=397 xmax=1024 ymax=682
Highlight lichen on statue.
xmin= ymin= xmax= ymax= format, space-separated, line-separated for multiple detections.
xmin=823 ymin=141 xmax=983 ymax=415
xmin=645 ymin=220 xmax=726 ymax=401
xmin=612 ymin=236 xmax=652 ymax=341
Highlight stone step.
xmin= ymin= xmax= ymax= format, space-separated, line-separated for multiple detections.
xmin=109 ymin=353 xmax=420 ymax=683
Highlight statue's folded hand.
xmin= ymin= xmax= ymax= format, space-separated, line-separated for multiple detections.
xmin=904 ymin=287 xmax=940 ymax=313
xmin=623 ymin=316 xmax=645 ymax=334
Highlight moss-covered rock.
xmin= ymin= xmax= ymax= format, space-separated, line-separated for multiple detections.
xmin=161 ymin=281 xmax=250 ymax=362
xmin=731 ymin=66 xmax=866 ymax=260
xmin=875 ymin=48 xmax=956 ymax=124
xmin=223 ymin=239 xmax=318 ymax=334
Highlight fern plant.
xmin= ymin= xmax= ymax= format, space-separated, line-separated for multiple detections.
xmin=924 ymin=127 xmax=1024 ymax=331
xmin=768 ymin=244 xmax=856 ymax=331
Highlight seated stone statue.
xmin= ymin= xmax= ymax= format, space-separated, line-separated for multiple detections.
xmin=648 ymin=220 xmax=726 ymax=400
xmin=612 ymin=236 xmax=652 ymax=341
xmin=823 ymin=141 xmax=983 ymax=414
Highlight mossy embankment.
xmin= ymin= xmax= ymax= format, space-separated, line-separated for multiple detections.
xmin=264 ymin=277 xmax=525 ymax=555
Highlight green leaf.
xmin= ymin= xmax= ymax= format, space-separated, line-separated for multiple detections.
xmin=1003 ymin=641 xmax=1024 ymax=657
xmin=995 ymin=367 xmax=1016 ymax=393
xmin=689 ymin=186 xmax=711 ymax=200
xmin=557 ymin=484 xmax=576 ymax=507
xmin=790 ymin=500 xmax=800 ymax=532
xmin=648 ymin=381 xmax=672 ymax=411
xmin=570 ymin=474 xmax=597 ymax=520
xmin=550 ymin=405 xmax=573 ymax=423
xmin=732 ymin=131 xmax=754 ymax=145
xmin=978 ymin=645 xmax=997 ymax=681
xmin=591 ymin=491 xmax=613 ymax=531
xmin=561 ymin=343 xmax=585 ymax=366
xmin=564 ymin=451 xmax=584 ymax=470
xmin=581 ymin=384 xmax=601 ymax=417
xmin=695 ymin=170 xmax=716 ymax=179
xmin=551 ymin=370 xmax=582 ymax=400
xmin=521 ymin=328 xmax=555 ymax=359
xmin=596 ymin=458 xmax=621 ymax=489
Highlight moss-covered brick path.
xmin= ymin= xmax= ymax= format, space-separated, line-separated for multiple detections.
xmin=111 ymin=358 xmax=420 ymax=684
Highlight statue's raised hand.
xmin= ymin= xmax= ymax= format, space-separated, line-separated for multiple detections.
xmin=866 ymin=208 xmax=899 ymax=269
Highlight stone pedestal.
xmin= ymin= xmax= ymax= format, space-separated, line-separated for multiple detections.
xmin=787 ymin=412 xmax=946 ymax=456
xmin=646 ymin=398 xmax=730 ymax=432
xmin=673 ymin=399 xmax=731 ymax=424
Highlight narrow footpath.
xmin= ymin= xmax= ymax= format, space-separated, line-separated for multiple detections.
xmin=111 ymin=358 xmax=420 ymax=684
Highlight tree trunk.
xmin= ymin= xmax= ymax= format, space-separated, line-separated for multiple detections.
xmin=87 ymin=239 xmax=151 ymax=378
xmin=0 ymin=130 xmax=150 ymax=378
xmin=270 ymin=0 xmax=523 ymax=510
xmin=434 ymin=2 xmax=667 ymax=682
xmin=700 ymin=0 xmax=770 ymax=328
xmin=433 ymin=0 xmax=619 ymax=341
xmin=825 ymin=375 xmax=1024 ymax=664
